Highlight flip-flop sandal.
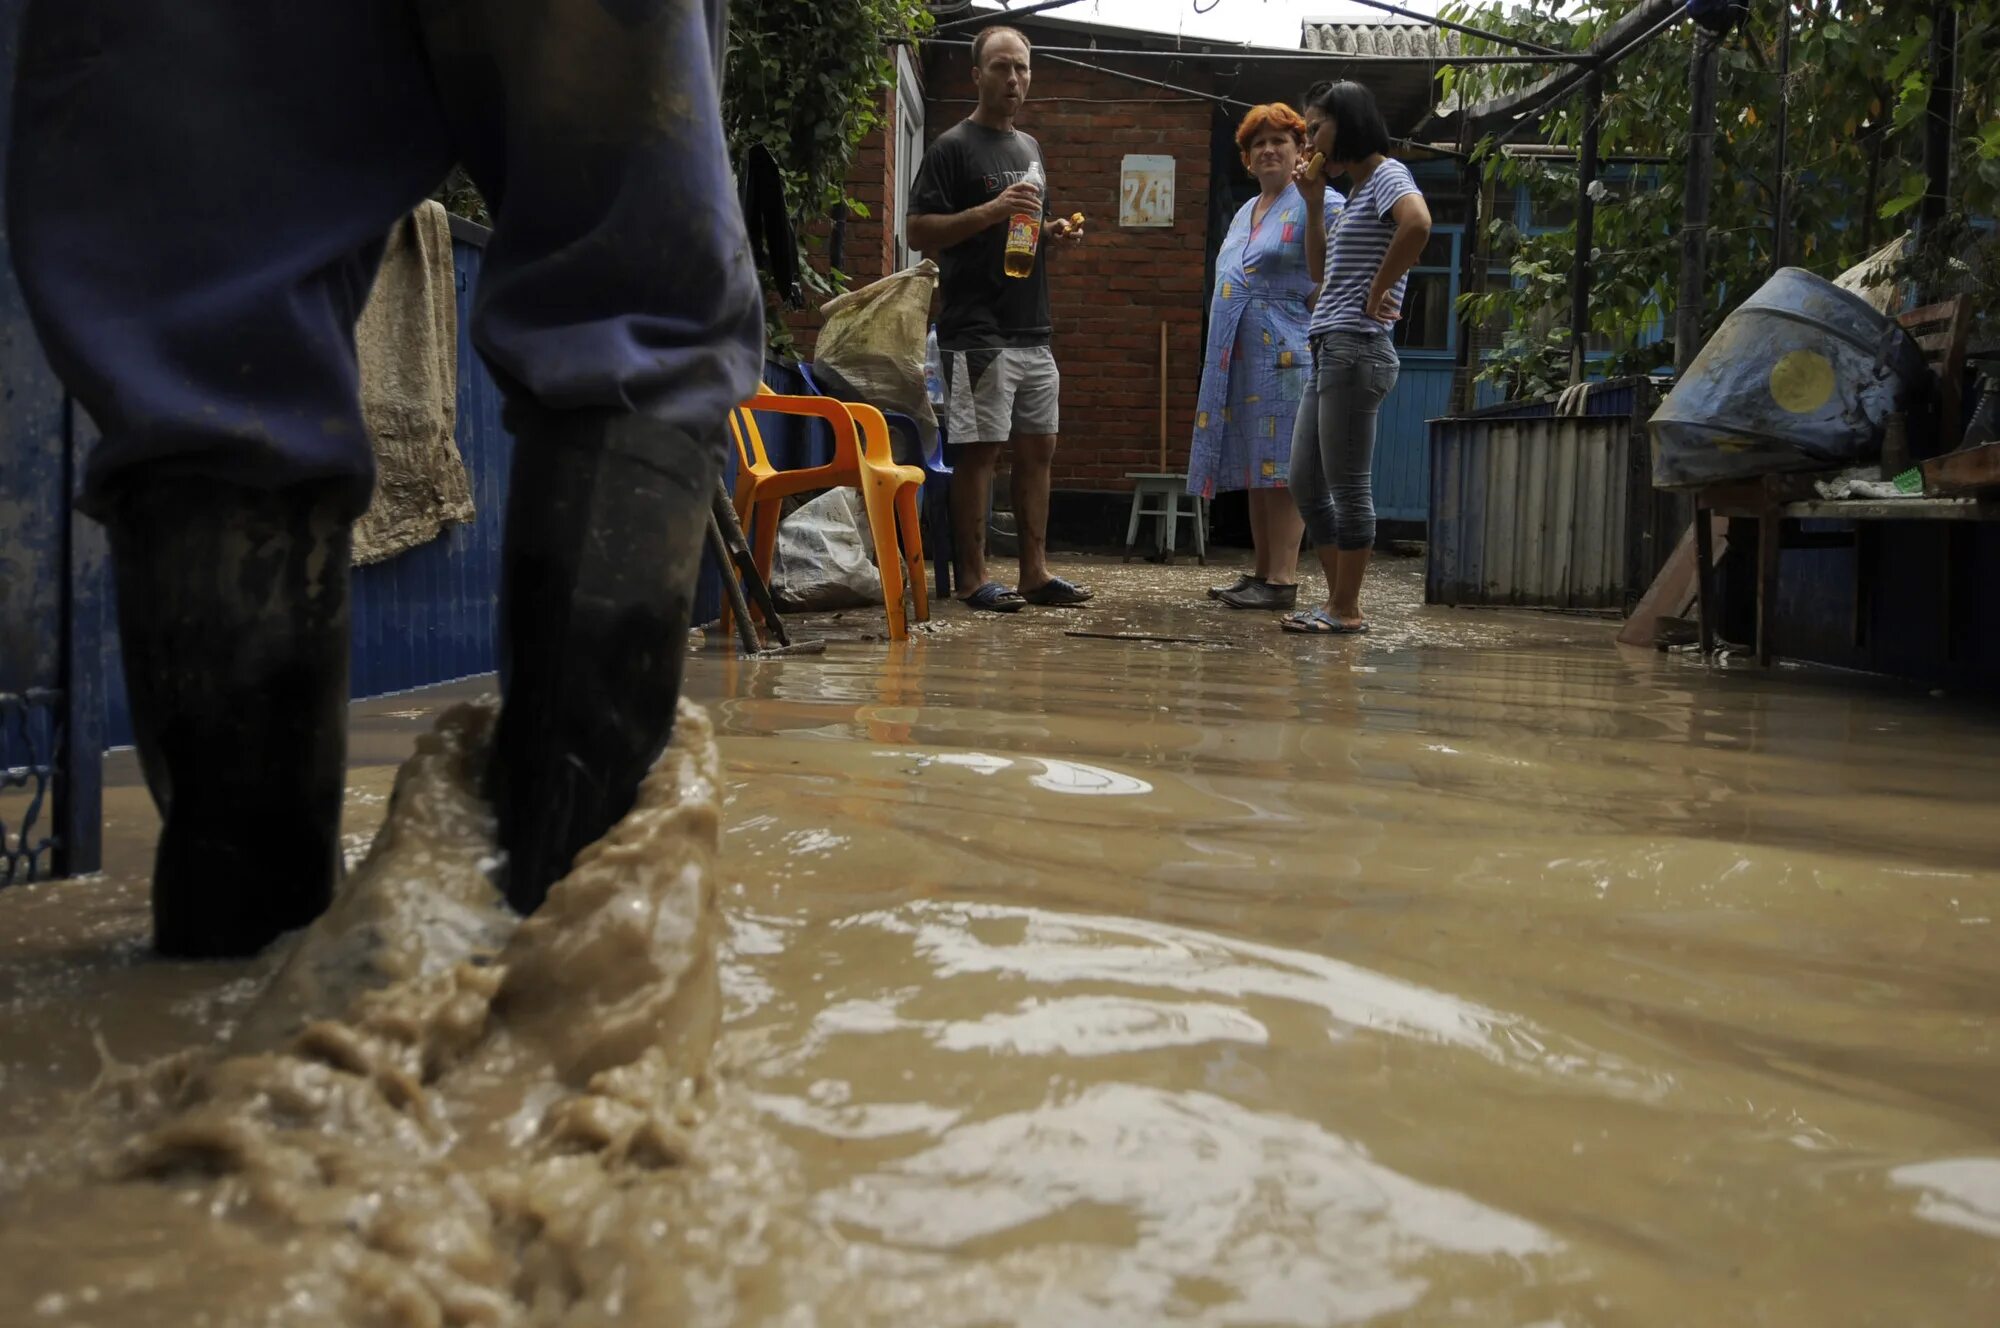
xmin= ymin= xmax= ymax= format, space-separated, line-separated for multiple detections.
xmin=1280 ymin=606 xmax=1369 ymax=635
xmin=962 ymin=582 xmax=1026 ymax=613
xmin=1021 ymin=576 xmax=1094 ymax=607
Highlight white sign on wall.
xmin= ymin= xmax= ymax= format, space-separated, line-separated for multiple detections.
xmin=1119 ymin=154 xmax=1175 ymax=228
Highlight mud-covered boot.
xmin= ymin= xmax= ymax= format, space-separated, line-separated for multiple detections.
xmin=488 ymin=405 xmax=723 ymax=915
xmin=106 ymin=479 xmax=353 ymax=959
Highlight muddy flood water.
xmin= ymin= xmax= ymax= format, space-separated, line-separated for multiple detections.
xmin=3 ymin=555 xmax=1999 ymax=1325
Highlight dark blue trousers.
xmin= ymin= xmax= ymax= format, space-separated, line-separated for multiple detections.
xmin=7 ymin=0 xmax=763 ymax=519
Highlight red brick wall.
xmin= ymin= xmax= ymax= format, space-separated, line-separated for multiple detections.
xmin=920 ymin=56 xmax=1215 ymax=492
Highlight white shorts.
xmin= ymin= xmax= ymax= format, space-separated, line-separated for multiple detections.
xmin=942 ymin=345 xmax=1060 ymax=443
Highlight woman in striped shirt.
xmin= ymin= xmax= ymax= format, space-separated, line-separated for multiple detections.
xmin=1284 ymin=81 xmax=1433 ymax=635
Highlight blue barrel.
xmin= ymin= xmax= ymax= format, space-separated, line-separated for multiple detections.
xmin=1649 ymin=267 xmax=1926 ymax=488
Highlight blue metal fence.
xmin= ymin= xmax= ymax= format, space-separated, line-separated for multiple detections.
xmin=2 ymin=0 xmax=105 ymax=882
xmin=1375 ymin=361 xmax=1459 ymax=523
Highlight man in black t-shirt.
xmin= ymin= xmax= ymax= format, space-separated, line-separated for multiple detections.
xmin=909 ymin=26 xmax=1093 ymax=612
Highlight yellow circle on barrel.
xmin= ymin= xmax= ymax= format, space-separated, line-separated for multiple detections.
xmin=1769 ymin=350 xmax=1836 ymax=414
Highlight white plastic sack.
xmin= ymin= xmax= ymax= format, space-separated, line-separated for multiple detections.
xmin=770 ymin=488 xmax=880 ymax=613
xmin=1834 ymin=233 xmax=1908 ymax=314
xmin=813 ymin=260 xmax=940 ymax=440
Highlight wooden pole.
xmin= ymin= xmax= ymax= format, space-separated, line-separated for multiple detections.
xmin=1158 ymin=321 xmax=1168 ymax=472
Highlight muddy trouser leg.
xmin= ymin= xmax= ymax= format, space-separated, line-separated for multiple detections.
xmin=7 ymin=1 xmax=460 ymax=956
xmin=416 ymin=0 xmax=765 ymax=911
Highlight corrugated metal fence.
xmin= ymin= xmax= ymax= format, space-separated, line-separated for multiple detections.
xmin=1426 ymin=378 xmax=1684 ymax=612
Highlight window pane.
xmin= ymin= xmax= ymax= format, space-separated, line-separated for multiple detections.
xmin=1392 ymin=271 xmax=1453 ymax=351
xmin=1418 ymin=230 xmax=1456 ymax=268
xmin=1427 ymin=195 xmax=1470 ymax=226
xmin=1528 ymin=190 xmax=1574 ymax=231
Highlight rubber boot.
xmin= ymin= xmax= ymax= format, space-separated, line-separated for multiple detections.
xmin=488 ymin=405 xmax=723 ymax=915
xmin=106 ymin=479 xmax=353 ymax=959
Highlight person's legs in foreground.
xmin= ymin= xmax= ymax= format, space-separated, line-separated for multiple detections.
xmin=7 ymin=0 xmax=760 ymax=953
xmin=9 ymin=0 xmax=455 ymax=957
xmin=1289 ymin=333 xmax=1395 ymax=631
xmin=421 ymin=0 xmax=763 ymax=913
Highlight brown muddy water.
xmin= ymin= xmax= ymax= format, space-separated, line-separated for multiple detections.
xmin=3 ymin=556 xmax=1999 ymax=1325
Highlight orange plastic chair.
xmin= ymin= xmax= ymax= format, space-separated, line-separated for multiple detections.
xmin=727 ymin=386 xmax=930 ymax=640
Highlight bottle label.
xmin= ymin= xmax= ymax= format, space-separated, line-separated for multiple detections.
xmin=1006 ymin=214 xmax=1041 ymax=254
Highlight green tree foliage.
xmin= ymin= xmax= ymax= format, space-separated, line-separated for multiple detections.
xmin=1444 ymin=0 xmax=2000 ymax=398
xmin=724 ymin=0 xmax=934 ymax=347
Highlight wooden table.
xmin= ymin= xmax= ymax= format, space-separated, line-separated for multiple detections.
xmin=1692 ymin=474 xmax=2000 ymax=666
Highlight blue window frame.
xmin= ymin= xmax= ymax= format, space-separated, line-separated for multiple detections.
xmin=1391 ymin=161 xmax=1465 ymax=358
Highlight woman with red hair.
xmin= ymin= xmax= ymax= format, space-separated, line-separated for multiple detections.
xmin=1189 ymin=100 xmax=1344 ymax=610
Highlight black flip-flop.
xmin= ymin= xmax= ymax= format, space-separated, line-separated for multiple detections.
xmin=962 ymin=582 xmax=1026 ymax=613
xmin=1021 ymin=576 xmax=1094 ymax=607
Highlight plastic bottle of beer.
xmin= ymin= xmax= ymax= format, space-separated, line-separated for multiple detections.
xmin=1003 ymin=159 xmax=1045 ymax=280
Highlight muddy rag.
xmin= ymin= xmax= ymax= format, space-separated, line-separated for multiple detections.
xmin=353 ymin=200 xmax=474 ymax=565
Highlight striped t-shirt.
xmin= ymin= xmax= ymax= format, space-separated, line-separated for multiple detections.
xmin=1309 ymin=157 xmax=1422 ymax=338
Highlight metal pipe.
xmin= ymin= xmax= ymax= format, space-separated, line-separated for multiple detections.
xmin=1771 ymin=4 xmax=1791 ymax=272
xmin=709 ymin=512 xmax=762 ymax=656
xmin=1038 ymin=51 xmax=1250 ymax=110
xmin=1676 ymin=30 xmax=1722 ymax=374
xmin=1569 ymin=71 xmax=1603 ymax=387
xmin=1486 ymin=3 xmax=1685 ymax=146
xmin=1919 ymin=0 xmax=1958 ymax=235
xmin=1329 ymin=0 xmax=1565 ymax=58
xmin=922 ymin=37 xmax=1592 ymax=66
xmin=1502 ymin=145 xmax=1670 ymax=163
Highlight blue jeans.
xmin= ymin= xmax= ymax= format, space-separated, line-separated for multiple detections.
xmin=1290 ymin=330 xmax=1400 ymax=551
xmin=7 ymin=0 xmax=764 ymax=520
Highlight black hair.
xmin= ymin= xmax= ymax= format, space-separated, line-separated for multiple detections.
xmin=1302 ymin=80 xmax=1334 ymax=111
xmin=973 ymin=25 xmax=1030 ymax=67
xmin=1309 ymin=80 xmax=1392 ymax=162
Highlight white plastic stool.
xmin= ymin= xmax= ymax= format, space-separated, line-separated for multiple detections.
xmin=1121 ymin=473 xmax=1207 ymax=565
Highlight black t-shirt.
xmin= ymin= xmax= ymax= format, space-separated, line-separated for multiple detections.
xmin=909 ymin=119 xmax=1052 ymax=351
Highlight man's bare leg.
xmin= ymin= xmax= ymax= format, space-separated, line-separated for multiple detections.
xmin=951 ymin=438 xmax=1003 ymax=593
xmin=1011 ymin=430 xmax=1057 ymax=592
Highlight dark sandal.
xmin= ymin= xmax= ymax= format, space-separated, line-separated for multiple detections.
xmin=1021 ymin=576 xmax=1094 ymax=607
xmin=962 ymin=582 xmax=1026 ymax=613
xmin=1280 ymin=606 xmax=1368 ymax=634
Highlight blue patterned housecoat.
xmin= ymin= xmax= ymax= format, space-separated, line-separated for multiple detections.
xmin=1187 ymin=183 xmax=1345 ymax=498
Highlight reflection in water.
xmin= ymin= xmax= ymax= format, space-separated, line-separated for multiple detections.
xmin=5 ymin=559 xmax=2000 ymax=1323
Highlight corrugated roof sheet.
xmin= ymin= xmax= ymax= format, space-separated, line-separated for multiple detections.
xmin=1301 ymin=21 xmax=1465 ymax=59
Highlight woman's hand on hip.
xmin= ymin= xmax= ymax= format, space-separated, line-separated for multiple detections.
xmin=1364 ymin=285 xmax=1403 ymax=323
